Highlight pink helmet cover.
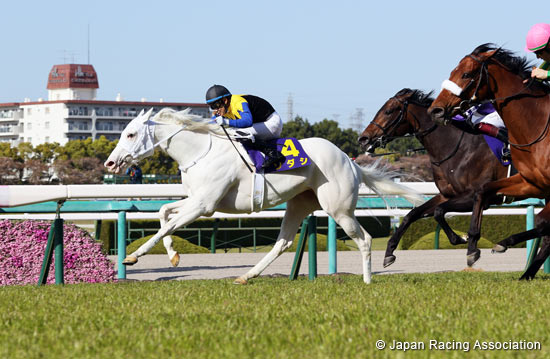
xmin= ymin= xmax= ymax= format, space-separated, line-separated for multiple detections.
xmin=526 ymin=23 xmax=550 ymax=52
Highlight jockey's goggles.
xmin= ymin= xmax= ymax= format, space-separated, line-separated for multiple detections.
xmin=209 ymin=99 xmax=224 ymax=110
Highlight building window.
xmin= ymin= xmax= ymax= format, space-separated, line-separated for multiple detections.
xmin=69 ymin=106 xmax=89 ymax=116
xmin=27 ymin=137 xmax=32 ymax=143
xmin=45 ymin=121 xmax=50 ymax=129
xmin=0 ymin=124 xmax=11 ymax=133
xmin=68 ymin=120 xmax=90 ymax=131
xmin=45 ymin=107 xmax=50 ymax=114
xmin=27 ymin=123 xmax=32 ymax=130
xmin=45 ymin=136 xmax=50 ymax=142
xmin=26 ymin=108 xmax=32 ymax=115
xmin=96 ymin=121 xmax=114 ymax=131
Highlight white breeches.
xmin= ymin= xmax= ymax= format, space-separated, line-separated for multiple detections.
xmin=471 ymin=110 xmax=505 ymax=128
xmin=242 ymin=112 xmax=283 ymax=140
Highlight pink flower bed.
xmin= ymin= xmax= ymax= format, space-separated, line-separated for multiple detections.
xmin=0 ymin=219 xmax=115 ymax=286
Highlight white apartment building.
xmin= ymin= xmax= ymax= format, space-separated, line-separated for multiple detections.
xmin=0 ymin=64 xmax=209 ymax=146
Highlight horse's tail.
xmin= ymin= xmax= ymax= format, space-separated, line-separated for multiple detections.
xmin=353 ymin=161 xmax=425 ymax=206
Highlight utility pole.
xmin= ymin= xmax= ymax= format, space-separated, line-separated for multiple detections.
xmin=287 ymin=93 xmax=294 ymax=122
xmin=350 ymin=107 xmax=365 ymax=131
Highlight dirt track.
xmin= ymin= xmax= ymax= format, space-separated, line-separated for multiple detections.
xmin=109 ymin=248 xmax=530 ymax=281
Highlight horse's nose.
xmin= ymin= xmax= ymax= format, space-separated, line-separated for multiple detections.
xmin=428 ymin=107 xmax=446 ymax=124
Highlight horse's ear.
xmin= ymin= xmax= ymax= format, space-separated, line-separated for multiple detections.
xmin=138 ymin=109 xmax=145 ymax=117
xmin=486 ymin=47 xmax=501 ymax=60
xmin=142 ymin=108 xmax=154 ymax=123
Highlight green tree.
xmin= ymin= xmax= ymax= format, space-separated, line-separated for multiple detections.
xmin=89 ymin=136 xmax=118 ymax=163
xmin=282 ymin=117 xmax=360 ymax=157
xmin=140 ymin=150 xmax=178 ymax=175
xmin=34 ymin=142 xmax=60 ymax=163
xmin=281 ymin=116 xmax=314 ymax=139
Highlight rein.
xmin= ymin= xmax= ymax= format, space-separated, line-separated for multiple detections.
xmin=368 ymin=94 xmax=437 ymax=153
xmin=430 ymin=130 xmax=465 ymax=167
xmin=370 ymin=96 xmax=436 ymax=146
xmin=220 ymin=125 xmax=254 ymax=173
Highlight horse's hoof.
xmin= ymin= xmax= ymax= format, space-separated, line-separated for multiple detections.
xmin=122 ymin=255 xmax=138 ymax=266
xmin=233 ymin=277 xmax=248 ymax=285
xmin=491 ymin=244 xmax=507 ymax=254
xmin=466 ymin=249 xmax=481 ymax=267
xmin=170 ymin=253 xmax=180 ymax=267
xmin=519 ymin=272 xmax=535 ymax=281
xmin=383 ymin=255 xmax=396 ymax=268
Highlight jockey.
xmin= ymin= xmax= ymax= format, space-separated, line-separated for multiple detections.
xmin=449 ymin=103 xmax=510 ymax=161
xmin=205 ymin=85 xmax=285 ymax=170
xmin=525 ymin=23 xmax=550 ymax=80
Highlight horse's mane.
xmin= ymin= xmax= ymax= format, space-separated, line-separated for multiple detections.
xmin=471 ymin=43 xmax=550 ymax=94
xmin=473 ymin=43 xmax=535 ymax=78
xmin=395 ymin=88 xmax=434 ymax=107
xmin=151 ymin=108 xmax=224 ymax=134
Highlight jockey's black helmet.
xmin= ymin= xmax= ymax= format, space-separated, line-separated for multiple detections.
xmin=205 ymin=85 xmax=231 ymax=104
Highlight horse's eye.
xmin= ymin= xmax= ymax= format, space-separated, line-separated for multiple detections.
xmin=127 ymin=133 xmax=135 ymax=139
xmin=384 ymin=109 xmax=393 ymax=115
xmin=462 ymin=73 xmax=472 ymax=79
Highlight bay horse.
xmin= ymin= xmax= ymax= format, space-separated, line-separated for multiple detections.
xmin=358 ymin=88 xmax=508 ymax=267
xmin=429 ymin=43 xmax=550 ymax=279
xmin=104 ymin=108 xmax=423 ymax=284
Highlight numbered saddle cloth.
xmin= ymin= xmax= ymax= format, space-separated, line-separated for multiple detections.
xmin=245 ymin=137 xmax=311 ymax=173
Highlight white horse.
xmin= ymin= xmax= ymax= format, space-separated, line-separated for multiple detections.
xmin=104 ymin=108 xmax=423 ymax=284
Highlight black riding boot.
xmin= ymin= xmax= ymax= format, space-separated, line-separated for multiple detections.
xmin=477 ymin=123 xmax=511 ymax=161
xmin=244 ymin=139 xmax=286 ymax=169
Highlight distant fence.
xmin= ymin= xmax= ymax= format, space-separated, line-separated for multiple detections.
xmin=103 ymin=174 xmax=181 ymax=184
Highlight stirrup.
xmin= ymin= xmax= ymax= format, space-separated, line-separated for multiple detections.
xmin=502 ymin=147 xmax=511 ymax=162
xmin=262 ymin=152 xmax=285 ymax=169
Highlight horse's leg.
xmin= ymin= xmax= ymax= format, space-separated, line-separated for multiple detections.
xmin=433 ymin=195 xmax=478 ymax=245
xmin=384 ymin=195 xmax=447 ymax=267
xmin=159 ymin=199 xmax=190 ymax=267
xmin=335 ymin=212 xmax=373 ymax=283
xmin=467 ymin=174 xmax=540 ymax=266
xmin=123 ymin=195 xmax=220 ymax=264
xmin=520 ymin=236 xmax=550 ymax=280
xmin=234 ymin=190 xmax=321 ymax=285
xmin=122 ymin=199 xmax=188 ymax=266
xmin=494 ymin=201 xmax=550 ymax=251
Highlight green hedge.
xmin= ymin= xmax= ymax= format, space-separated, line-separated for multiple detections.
xmin=409 ymin=231 xmax=494 ymax=249
xmin=126 ymin=235 xmax=210 ymax=254
xmin=97 ymin=216 xmax=389 ymax=254
xmin=400 ymin=215 xmax=528 ymax=250
xmin=287 ymin=233 xmax=351 ymax=252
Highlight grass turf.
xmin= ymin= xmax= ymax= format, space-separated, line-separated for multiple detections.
xmin=1 ymin=272 xmax=548 ymax=358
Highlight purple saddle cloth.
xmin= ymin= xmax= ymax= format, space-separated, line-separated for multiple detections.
xmin=452 ymin=103 xmax=510 ymax=166
xmin=243 ymin=137 xmax=311 ymax=173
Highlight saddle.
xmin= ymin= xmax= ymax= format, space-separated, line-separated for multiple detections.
xmin=242 ymin=137 xmax=311 ymax=173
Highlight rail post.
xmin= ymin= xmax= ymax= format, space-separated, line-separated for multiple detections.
xmin=434 ymin=224 xmax=441 ymax=249
xmin=308 ymin=216 xmax=317 ymax=280
xmin=117 ymin=211 xmax=127 ymax=279
xmin=328 ymin=216 xmax=337 ymax=274
xmin=38 ymin=201 xmax=65 ymax=286
xmin=289 ymin=218 xmax=309 ymax=280
xmin=210 ymin=218 xmax=220 ymax=253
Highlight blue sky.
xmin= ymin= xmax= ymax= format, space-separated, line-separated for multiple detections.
xmin=0 ymin=1 xmax=545 ymax=129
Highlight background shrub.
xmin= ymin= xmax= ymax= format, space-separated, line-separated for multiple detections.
xmin=400 ymin=215 xmax=528 ymax=250
xmin=0 ymin=220 xmax=115 ymax=286
xmin=126 ymin=235 xmax=210 ymax=254
xmin=409 ymin=231 xmax=494 ymax=249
